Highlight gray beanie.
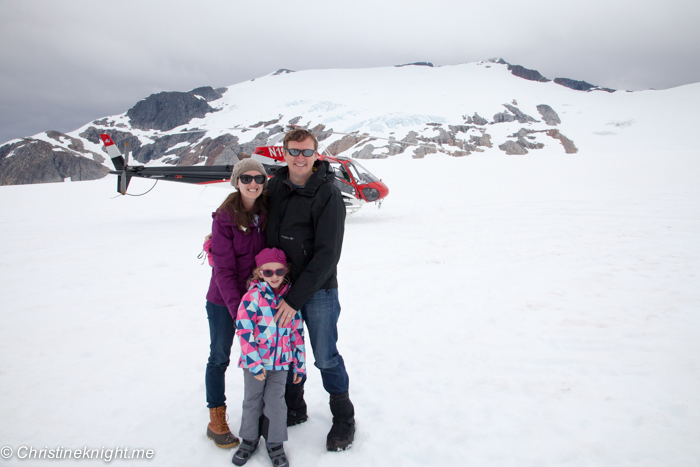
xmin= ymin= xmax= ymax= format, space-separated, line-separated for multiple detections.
xmin=230 ymin=158 xmax=268 ymax=189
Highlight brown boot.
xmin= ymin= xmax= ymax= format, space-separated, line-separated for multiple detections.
xmin=207 ymin=406 xmax=240 ymax=448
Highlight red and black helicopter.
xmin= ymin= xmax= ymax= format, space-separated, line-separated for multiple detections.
xmin=100 ymin=129 xmax=390 ymax=214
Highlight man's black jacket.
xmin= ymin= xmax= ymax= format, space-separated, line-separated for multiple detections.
xmin=265 ymin=160 xmax=346 ymax=311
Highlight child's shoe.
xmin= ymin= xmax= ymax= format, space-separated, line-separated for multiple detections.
xmin=232 ymin=438 xmax=259 ymax=466
xmin=266 ymin=442 xmax=289 ymax=467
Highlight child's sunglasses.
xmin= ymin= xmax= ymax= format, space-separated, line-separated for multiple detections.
xmin=261 ymin=268 xmax=287 ymax=278
xmin=239 ymin=174 xmax=266 ymax=184
xmin=286 ymin=148 xmax=316 ymax=157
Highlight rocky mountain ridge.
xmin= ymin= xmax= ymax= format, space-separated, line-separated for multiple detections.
xmin=0 ymin=58 xmax=666 ymax=186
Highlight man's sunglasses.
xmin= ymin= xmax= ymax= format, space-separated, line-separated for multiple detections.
xmin=239 ymin=174 xmax=266 ymax=184
xmin=261 ymin=268 xmax=287 ymax=278
xmin=286 ymin=148 xmax=316 ymax=157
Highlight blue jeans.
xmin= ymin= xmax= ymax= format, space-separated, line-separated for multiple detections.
xmin=205 ymin=301 xmax=236 ymax=408
xmin=288 ymin=288 xmax=349 ymax=395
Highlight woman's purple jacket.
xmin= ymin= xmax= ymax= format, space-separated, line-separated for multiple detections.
xmin=206 ymin=210 xmax=265 ymax=319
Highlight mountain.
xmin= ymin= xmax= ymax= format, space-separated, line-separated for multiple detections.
xmin=1 ymin=58 xmax=697 ymax=186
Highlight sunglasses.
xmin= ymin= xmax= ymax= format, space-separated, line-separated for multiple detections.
xmin=261 ymin=268 xmax=287 ymax=278
xmin=239 ymin=174 xmax=266 ymax=184
xmin=286 ymin=148 xmax=316 ymax=157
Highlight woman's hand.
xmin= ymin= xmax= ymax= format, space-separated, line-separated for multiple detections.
xmin=292 ymin=373 xmax=303 ymax=384
xmin=274 ymin=299 xmax=297 ymax=327
xmin=254 ymin=368 xmax=267 ymax=381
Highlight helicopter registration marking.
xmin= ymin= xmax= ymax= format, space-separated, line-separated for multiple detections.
xmin=269 ymin=147 xmax=286 ymax=159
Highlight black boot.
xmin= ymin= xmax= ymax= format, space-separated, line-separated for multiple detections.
xmin=326 ymin=392 xmax=355 ymax=451
xmin=285 ymin=383 xmax=308 ymax=426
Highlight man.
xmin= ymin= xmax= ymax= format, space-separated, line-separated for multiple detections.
xmin=266 ymin=128 xmax=355 ymax=451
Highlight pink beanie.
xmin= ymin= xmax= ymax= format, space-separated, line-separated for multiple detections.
xmin=255 ymin=248 xmax=287 ymax=268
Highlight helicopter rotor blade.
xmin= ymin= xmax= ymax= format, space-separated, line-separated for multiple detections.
xmin=324 ymin=130 xmax=437 ymax=149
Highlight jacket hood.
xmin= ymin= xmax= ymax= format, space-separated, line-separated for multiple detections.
xmin=250 ymin=278 xmax=291 ymax=299
xmin=274 ymin=160 xmax=334 ymax=196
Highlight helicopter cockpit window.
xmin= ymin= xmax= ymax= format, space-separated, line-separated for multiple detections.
xmin=329 ymin=162 xmax=352 ymax=183
xmin=346 ymin=161 xmax=379 ymax=184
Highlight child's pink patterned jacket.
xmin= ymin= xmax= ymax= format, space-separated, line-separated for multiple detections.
xmin=236 ymin=280 xmax=306 ymax=376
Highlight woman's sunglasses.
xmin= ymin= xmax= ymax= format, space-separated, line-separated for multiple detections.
xmin=261 ymin=268 xmax=287 ymax=278
xmin=286 ymin=148 xmax=316 ymax=157
xmin=239 ymin=174 xmax=266 ymax=184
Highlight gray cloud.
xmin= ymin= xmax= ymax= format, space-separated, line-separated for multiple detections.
xmin=2 ymin=0 xmax=699 ymax=144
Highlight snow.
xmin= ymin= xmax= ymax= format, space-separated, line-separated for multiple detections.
xmin=36 ymin=61 xmax=700 ymax=173
xmin=1 ymin=145 xmax=699 ymax=466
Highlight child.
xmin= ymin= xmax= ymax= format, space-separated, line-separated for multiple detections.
xmin=233 ymin=248 xmax=305 ymax=467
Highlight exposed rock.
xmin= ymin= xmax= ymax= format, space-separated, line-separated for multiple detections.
xmin=498 ymin=140 xmax=528 ymax=155
xmin=266 ymin=125 xmax=284 ymax=137
xmin=92 ymin=118 xmax=114 ymax=127
xmin=82 ymin=126 xmax=209 ymax=165
xmin=311 ymin=124 xmax=333 ymax=142
xmin=190 ymin=86 xmax=224 ymax=102
xmin=516 ymin=134 xmax=544 ymax=150
xmin=46 ymin=130 xmax=92 ymax=154
xmin=273 ymin=69 xmax=295 ymax=75
xmin=469 ymin=133 xmax=492 ymax=148
xmin=395 ymin=62 xmax=434 ymax=67
xmin=503 ymin=104 xmax=538 ymax=124
xmin=7 ymin=130 xmax=106 ymax=169
xmin=423 ymin=128 xmax=459 ymax=147
xmin=288 ymin=116 xmax=302 ymax=125
xmin=471 ymin=113 xmax=488 ymax=125
xmin=449 ymin=125 xmax=473 ymax=134
xmin=0 ymin=139 xmax=109 ymax=185
xmin=126 ymin=90 xmax=217 ymax=131
xmin=507 ymin=64 xmax=550 ymax=82
xmin=546 ymin=130 xmax=578 ymax=153
xmin=506 ymin=127 xmax=576 ymax=154
xmin=326 ymin=134 xmax=368 ymax=156
xmin=250 ymin=116 xmax=282 ymax=128
xmin=140 ymin=132 xmax=206 ymax=164
xmin=493 ymin=111 xmax=516 ymax=123
xmin=0 ymin=139 xmax=25 ymax=160
xmin=181 ymin=134 xmax=239 ymax=166
xmin=554 ymin=77 xmax=595 ymax=92
xmin=553 ymin=78 xmax=616 ymax=93
xmin=536 ymin=105 xmax=561 ymax=126
xmin=352 ymin=144 xmax=388 ymax=159
xmin=385 ymin=139 xmax=409 ymax=156
xmin=412 ymin=145 xmax=437 ymax=158
xmin=507 ymin=128 xmax=546 ymax=150
xmin=210 ymin=146 xmax=240 ymax=165
xmin=80 ymin=127 xmax=144 ymax=161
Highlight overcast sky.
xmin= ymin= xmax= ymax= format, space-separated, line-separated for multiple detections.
xmin=1 ymin=0 xmax=699 ymax=145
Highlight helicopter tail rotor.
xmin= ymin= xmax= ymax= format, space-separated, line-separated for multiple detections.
xmin=100 ymin=134 xmax=132 ymax=194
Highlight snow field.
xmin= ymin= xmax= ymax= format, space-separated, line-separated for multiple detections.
xmin=1 ymin=147 xmax=699 ymax=466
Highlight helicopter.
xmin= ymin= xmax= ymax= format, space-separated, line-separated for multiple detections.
xmin=99 ymin=129 xmax=389 ymax=214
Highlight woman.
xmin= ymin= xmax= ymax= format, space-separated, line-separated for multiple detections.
xmin=205 ymin=159 xmax=268 ymax=449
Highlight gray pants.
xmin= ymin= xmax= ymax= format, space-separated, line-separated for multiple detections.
xmin=239 ymin=369 xmax=288 ymax=443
